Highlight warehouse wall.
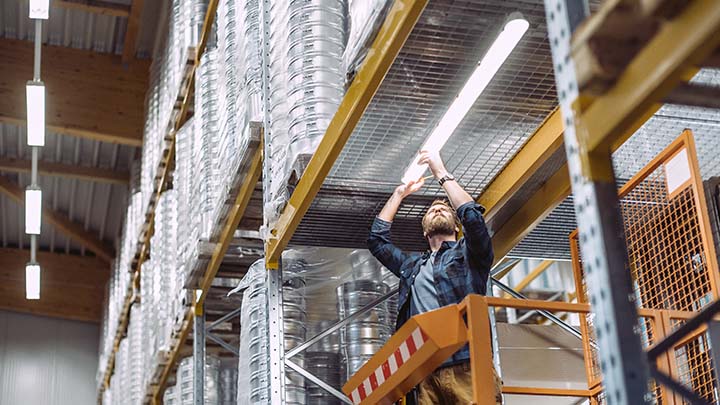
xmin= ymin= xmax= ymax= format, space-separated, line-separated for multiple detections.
xmin=0 ymin=310 xmax=99 ymax=405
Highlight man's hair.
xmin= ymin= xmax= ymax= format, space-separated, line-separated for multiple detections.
xmin=422 ymin=199 xmax=461 ymax=237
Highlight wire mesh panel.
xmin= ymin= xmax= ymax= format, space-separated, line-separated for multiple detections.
xmin=571 ymin=233 xmax=667 ymax=403
xmin=570 ymin=131 xmax=720 ymax=404
xmin=666 ymin=316 xmax=720 ymax=405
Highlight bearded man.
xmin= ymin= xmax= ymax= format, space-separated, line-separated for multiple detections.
xmin=367 ymin=151 xmax=500 ymax=405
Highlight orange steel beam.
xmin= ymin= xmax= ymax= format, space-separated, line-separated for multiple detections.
xmin=502 ymin=386 xmax=593 ymax=397
xmin=502 ymin=260 xmax=554 ymax=299
xmin=478 ymin=107 xmax=564 ymax=220
xmin=265 ymin=0 xmax=428 ymax=268
xmin=344 ymin=295 xmax=595 ymax=404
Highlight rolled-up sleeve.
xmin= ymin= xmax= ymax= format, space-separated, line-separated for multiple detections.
xmin=367 ymin=217 xmax=409 ymax=277
xmin=456 ymin=202 xmax=494 ymax=271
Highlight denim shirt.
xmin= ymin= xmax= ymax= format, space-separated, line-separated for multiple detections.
xmin=367 ymin=201 xmax=494 ymax=366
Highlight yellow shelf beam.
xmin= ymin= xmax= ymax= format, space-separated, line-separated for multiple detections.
xmin=577 ymin=1 xmax=720 ymax=180
xmin=478 ymin=107 xmax=564 ymax=220
xmin=97 ymin=2 xmax=220 ymax=401
xmin=264 ymin=0 xmax=429 ymax=269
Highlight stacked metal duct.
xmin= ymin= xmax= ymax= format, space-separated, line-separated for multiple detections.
xmin=237 ymin=263 xmax=270 ymax=404
xmin=140 ymin=260 xmax=157 ymax=389
xmin=283 ymin=267 xmax=308 ymax=405
xmin=239 ymin=0 xmax=262 ymax=122
xmin=164 ymin=384 xmax=178 ymax=405
xmin=265 ymin=0 xmax=291 ymax=226
xmin=189 ymin=0 xmax=208 ymax=46
xmin=178 ymin=356 xmax=221 ymax=405
xmin=175 ymin=118 xmax=195 ymax=284
xmin=128 ymin=305 xmax=144 ymax=404
xmin=265 ymin=0 xmax=348 ymax=227
xmin=195 ymin=48 xmax=221 ymax=240
xmin=216 ymin=0 xmax=241 ymax=188
xmin=286 ymin=0 xmax=346 ymax=161
xmin=338 ymin=251 xmax=394 ymax=380
xmin=219 ymin=359 xmax=238 ymax=405
xmin=305 ymin=352 xmax=343 ymax=405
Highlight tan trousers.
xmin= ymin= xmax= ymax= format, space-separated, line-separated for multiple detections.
xmin=417 ymin=363 xmax=502 ymax=405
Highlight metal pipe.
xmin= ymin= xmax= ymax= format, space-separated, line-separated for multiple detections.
xmin=492 ymin=278 xmax=596 ymax=349
xmin=205 ymin=306 xmax=242 ymax=332
xmin=490 ymin=257 xmax=522 ymax=277
xmin=514 ymin=291 xmax=565 ymax=324
xmin=206 ymin=332 xmax=239 ymax=356
xmin=31 ymin=147 xmax=39 ymax=185
xmin=34 ymin=20 xmax=42 ymax=80
xmin=286 ymin=359 xmax=353 ymax=404
xmin=286 ymin=287 xmax=399 ymax=359
xmin=30 ymin=234 xmax=37 ymax=262
xmin=193 ymin=308 xmax=205 ymax=405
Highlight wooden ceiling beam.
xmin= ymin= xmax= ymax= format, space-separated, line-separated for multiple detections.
xmin=0 ymin=157 xmax=129 ymax=185
xmin=0 ymin=38 xmax=148 ymax=147
xmin=0 ymin=175 xmax=115 ymax=263
xmin=121 ymin=0 xmax=145 ymax=64
xmin=54 ymin=0 xmax=131 ymax=17
xmin=0 ymin=247 xmax=109 ymax=323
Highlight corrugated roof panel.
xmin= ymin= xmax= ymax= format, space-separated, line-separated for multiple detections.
xmin=1 ymin=0 xmax=155 ymax=57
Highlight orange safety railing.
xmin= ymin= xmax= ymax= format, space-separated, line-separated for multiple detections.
xmin=342 ymin=295 xmax=599 ymax=405
xmin=570 ymin=130 xmax=720 ymax=404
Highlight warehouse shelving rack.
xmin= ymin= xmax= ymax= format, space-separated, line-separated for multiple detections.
xmin=543 ymin=0 xmax=720 ymax=403
xmin=98 ymin=0 xmax=720 ymax=403
xmin=256 ymin=0 xmax=720 ymax=404
xmin=95 ymin=1 xmax=268 ymax=403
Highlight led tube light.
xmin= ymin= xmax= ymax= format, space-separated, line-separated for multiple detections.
xmin=26 ymin=263 xmax=40 ymax=300
xmin=29 ymin=0 xmax=49 ymax=19
xmin=25 ymin=188 xmax=42 ymax=235
xmin=402 ymin=16 xmax=529 ymax=184
xmin=26 ymin=82 xmax=46 ymax=146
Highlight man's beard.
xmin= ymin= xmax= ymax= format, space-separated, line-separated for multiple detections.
xmin=423 ymin=215 xmax=455 ymax=238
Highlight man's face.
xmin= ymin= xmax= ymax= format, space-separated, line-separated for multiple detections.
xmin=422 ymin=203 xmax=457 ymax=238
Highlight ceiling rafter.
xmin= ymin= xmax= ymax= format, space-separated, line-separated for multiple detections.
xmin=121 ymin=0 xmax=145 ymax=64
xmin=0 ymin=156 xmax=129 ymax=185
xmin=0 ymin=38 xmax=148 ymax=146
xmin=0 ymin=174 xmax=115 ymax=262
xmin=0 ymin=247 xmax=109 ymax=323
xmin=54 ymin=0 xmax=131 ymax=17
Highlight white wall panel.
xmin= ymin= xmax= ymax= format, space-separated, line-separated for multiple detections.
xmin=0 ymin=311 xmax=99 ymax=405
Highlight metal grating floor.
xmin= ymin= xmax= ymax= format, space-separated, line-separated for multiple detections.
xmin=292 ymin=0 xmax=557 ymax=252
xmin=291 ymin=1 xmax=720 ymax=260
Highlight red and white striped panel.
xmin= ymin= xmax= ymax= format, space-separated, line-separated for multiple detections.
xmin=348 ymin=327 xmax=429 ymax=405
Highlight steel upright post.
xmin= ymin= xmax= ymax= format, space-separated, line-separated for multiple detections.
xmin=193 ymin=301 xmax=205 ymax=405
xmin=543 ymin=1 xmax=651 ymax=403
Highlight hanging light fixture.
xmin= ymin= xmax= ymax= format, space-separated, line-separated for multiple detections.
xmin=29 ymin=0 xmax=50 ymax=19
xmin=25 ymin=187 xmax=42 ymax=235
xmin=25 ymin=263 xmax=41 ymax=300
xmin=26 ymin=81 xmax=46 ymax=146
xmin=402 ymin=15 xmax=529 ymax=184
xmin=25 ymin=0 xmax=47 ymax=300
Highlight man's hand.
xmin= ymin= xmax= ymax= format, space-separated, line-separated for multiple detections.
xmin=418 ymin=150 xmax=448 ymax=179
xmin=394 ymin=177 xmax=425 ymax=199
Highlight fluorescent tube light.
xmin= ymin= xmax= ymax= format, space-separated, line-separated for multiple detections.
xmin=25 ymin=187 xmax=42 ymax=235
xmin=26 ymin=82 xmax=46 ymax=146
xmin=29 ymin=0 xmax=49 ymax=19
xmin=26 ymin=263 xmax=41 ymax=300
xmin=402 ymin=16 xmax=529 ymax=184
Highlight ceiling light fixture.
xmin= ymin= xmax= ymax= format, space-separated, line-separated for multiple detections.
xmin=25 ymin=187 xmax=42 ymax=235
xmin=29 ymin=0 xmax=49 ymax=19
xmin=26 ymin=81 xmax=46 ymax=146
xmin=26 ymin=263 xmax=41 ymax=300
xmin=402 ymin=15 xmax=529 ymax=184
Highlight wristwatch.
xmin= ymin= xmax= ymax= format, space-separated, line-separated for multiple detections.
xmin=438 ymin=173 xmax=456 ymax=186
